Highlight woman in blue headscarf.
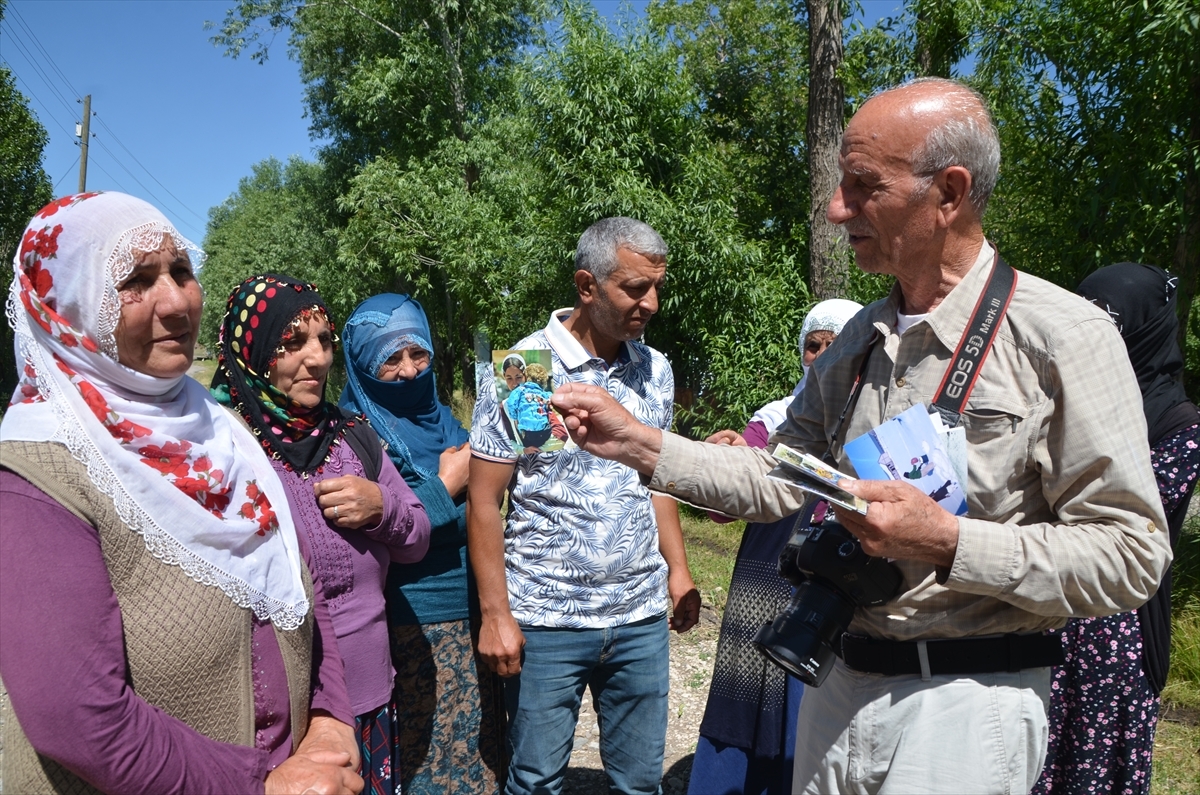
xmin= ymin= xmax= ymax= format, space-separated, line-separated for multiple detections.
xmin=341 ymin=294 xmax=505 ymax=794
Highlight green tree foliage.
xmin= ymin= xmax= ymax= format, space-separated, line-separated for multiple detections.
xmin=198 ymin=157 xmax=340 ymax=349
xmin=209 ymin=0 xmax=551 ymax=398
xmin=833 ymin=0 xmax=1199 ymax=398
xmin=0 ymin=0 xmax=54 ymax=403
xmin=207 ymin=0 xmax=1200 ymax=427
xmin=648 ymin=0 xmax=810 ymax=258
xmin=973 ymin=0 xmax=1199 ymax=396
xmin=335 ymin=5 xmax=814 ymax=433
xmin=0 ymin=73 xmax=52 ymax=261
xmin=210 ymin=0 xmax=546 ymax=179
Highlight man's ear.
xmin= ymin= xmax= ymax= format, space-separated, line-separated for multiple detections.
xmin=574 ymin=269 xmax=598 ymax=305
xmin=935 ymin=165 xmax=974 ymax=228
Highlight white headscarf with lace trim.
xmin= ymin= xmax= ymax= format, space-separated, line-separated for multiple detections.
xmin=1 ymin=192 xmax=309 ymax=629
xmin=752 ymin=298 xmax=864 ymax=433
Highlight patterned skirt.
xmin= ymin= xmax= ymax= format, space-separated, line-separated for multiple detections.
xmin=694 ymin=513 xmax=804 ymax=759
xmin=1033 ymin=420 xmax=1200 ymax=794
xmin=356 ymin=702 xmax=401 ymax=795
xmin=390 ymin=618 xmax=507 ymax=794
xmin=1032 ymin=612 xmax=1159 ymax=795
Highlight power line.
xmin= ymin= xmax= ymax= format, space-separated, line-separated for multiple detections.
xmin=7 ymin=72 xmax=78 ymax=140
xmin=2 ymin=11 xmax=206 ymax=228
xmin=2 ymin=30 xmax=79 ymax=119
xmin=53 ymin=155 xmax=81 ymax=192
xmin=85 ymin=139 xmax=205 ymax=241
xmin=83 ymin=155 xmax=135 ymax=197
xmin=92 ymin=114 xmax=207 ymax=224
xmin=88 ymin=135 xmax=181 ymax=215
xmin=6 ymin=4 xmax=82 ymax=99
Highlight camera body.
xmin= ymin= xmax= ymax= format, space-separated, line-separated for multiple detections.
xmin=754 ymin=516 xmax=904 ymax=686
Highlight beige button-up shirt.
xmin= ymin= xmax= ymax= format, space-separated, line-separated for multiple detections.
xmin=650 ymin=242 xmax=1171 ymax=641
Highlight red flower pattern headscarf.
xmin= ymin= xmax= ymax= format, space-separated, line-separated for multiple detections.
xmin=1 ymin=192 xmax=309 ymax=628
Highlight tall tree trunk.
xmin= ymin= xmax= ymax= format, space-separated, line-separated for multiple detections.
xmin=805 ymin=0 xmax=848 ymax=299
xmin=913 ymin=0 xmax=970 ymax=79
xmin=915 ymin=5 xmax=934 ymax=76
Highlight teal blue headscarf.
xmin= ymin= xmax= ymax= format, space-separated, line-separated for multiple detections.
xmin=339 ymin=294 xmax=468 ymax=483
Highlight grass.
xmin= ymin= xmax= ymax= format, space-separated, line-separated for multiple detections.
xmin=1153 ymin=718 xmax=1200 ymax=795
xmin=679 ymin=509 xmax=744 ymax=614
xmin=187 ymin=356 xmax=218 ymax=387
xmin=1155 ymin=517 xmax=1200 ymax=795
xmin=681 ymin=513 xmax=1200 ymax=795
xmin=1163 ymin=520 xmax=1200 ymax=709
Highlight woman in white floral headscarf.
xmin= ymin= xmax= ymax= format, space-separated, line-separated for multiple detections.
xmin=0 ymin=192 xmax=362 ymax=795
xmin=747 ymin=298 xmax=864 ymax=437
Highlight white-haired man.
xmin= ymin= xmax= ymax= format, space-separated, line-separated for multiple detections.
xmin=468 ymin=217 xmax=700 ymax=795
xmin=551 ymin=79 xmax=1170 ymax=793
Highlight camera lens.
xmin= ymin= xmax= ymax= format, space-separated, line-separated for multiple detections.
xmin=754 ymin=580 xmax=855 ymax=687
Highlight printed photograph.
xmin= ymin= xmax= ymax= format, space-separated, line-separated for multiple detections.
xmin=844 ymin=404 xmax=968 ymax=516
xmin=490 ymin=348 xmax=569 ymax=454
xmin=769 ymin=443 xmax=869 ymax=514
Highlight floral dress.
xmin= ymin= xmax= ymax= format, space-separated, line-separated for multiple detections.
xmin=1033 ymin=422 xmax=1200 ymax=795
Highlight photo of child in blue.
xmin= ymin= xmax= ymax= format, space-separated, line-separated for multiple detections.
xmin=504 ymin=380 xmax=554 ymax=450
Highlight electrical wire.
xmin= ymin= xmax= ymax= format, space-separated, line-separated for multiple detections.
xmin=3 ymin=7 xmax=206 ymax=231
xmin=53 ymin=155 xmax=81 ymax=192
xmin=82 ymin=156 xmax=134 ymax=197
xmin=93 ymin=115 xmax=207 ymax=224
xmin=6 ymin=4 xmax=82 ymax=99
xmin=2 ymin=32 xmax=79 ymax=120
xmin=88 ymin=136 xmax=180 ymax=218
xmin=6 ymin=72 xmax=77 ymax=140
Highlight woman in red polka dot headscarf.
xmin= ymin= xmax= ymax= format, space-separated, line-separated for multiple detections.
xmin=212 ymin=273 xmax=432 ymax=795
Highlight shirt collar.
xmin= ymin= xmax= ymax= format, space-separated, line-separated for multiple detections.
xmin=924 ymin=240 xmax=996 ymax=351
xmin=869 ymin=240 xmax=996 ymax=349
xmin=543 ymin=308 xmax=641 ymax=370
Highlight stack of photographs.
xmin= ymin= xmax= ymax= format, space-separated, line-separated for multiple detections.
xmin=766 ymin=443 xmax=869 ymax=515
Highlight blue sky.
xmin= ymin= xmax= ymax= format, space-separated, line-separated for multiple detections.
xmin=3 ymin=0 xmax=904 ymax=246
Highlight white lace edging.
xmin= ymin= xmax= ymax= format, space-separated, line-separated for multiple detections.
xmin=9 ymin=309 xmax=307 ymax=630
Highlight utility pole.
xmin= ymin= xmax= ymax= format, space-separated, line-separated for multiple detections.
xmin=77 ymin=94 xmax=91 ymax=193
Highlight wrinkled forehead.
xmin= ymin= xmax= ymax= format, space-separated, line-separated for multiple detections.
xmin=840 ymin=98 xmax=929 ymax=167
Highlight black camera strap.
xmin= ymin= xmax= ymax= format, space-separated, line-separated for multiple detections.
xmin=825 ymin=251 xmax=1017 ymax=463
xmin=825 ymin=331 xmax=879 ymax=466
xmin=930 ymin=253 xmax=1017 ymax=428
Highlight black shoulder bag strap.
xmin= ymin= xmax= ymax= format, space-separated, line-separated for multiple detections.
xmin=930 ymin=253 xmax=1017 ymax=428
xmin=342 ymin=417 xmax=385 ymax=481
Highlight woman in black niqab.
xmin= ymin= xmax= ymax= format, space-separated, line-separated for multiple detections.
xmin=1033 ymin=262 xmax=1200 ymax=795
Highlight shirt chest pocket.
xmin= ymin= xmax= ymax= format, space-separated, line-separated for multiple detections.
xmin=961 ymin=396 xmax=1036 ymax=517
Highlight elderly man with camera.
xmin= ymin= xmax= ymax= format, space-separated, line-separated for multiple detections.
xmin=551 ymin=77 xmax=1170 ymax=794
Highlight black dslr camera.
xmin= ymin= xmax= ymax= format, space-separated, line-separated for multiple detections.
xmin=753 ymin=512 xmax=904 ymax=687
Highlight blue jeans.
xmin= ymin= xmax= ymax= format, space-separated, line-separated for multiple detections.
xmin=504 ymin=614 xmax=669 ymax=795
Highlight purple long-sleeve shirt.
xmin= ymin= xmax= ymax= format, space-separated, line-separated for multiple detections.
xmin=0 ymin=469 xmax=354 ymax=795
xmin=272 ymin=440 xmax=430 ymax=715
